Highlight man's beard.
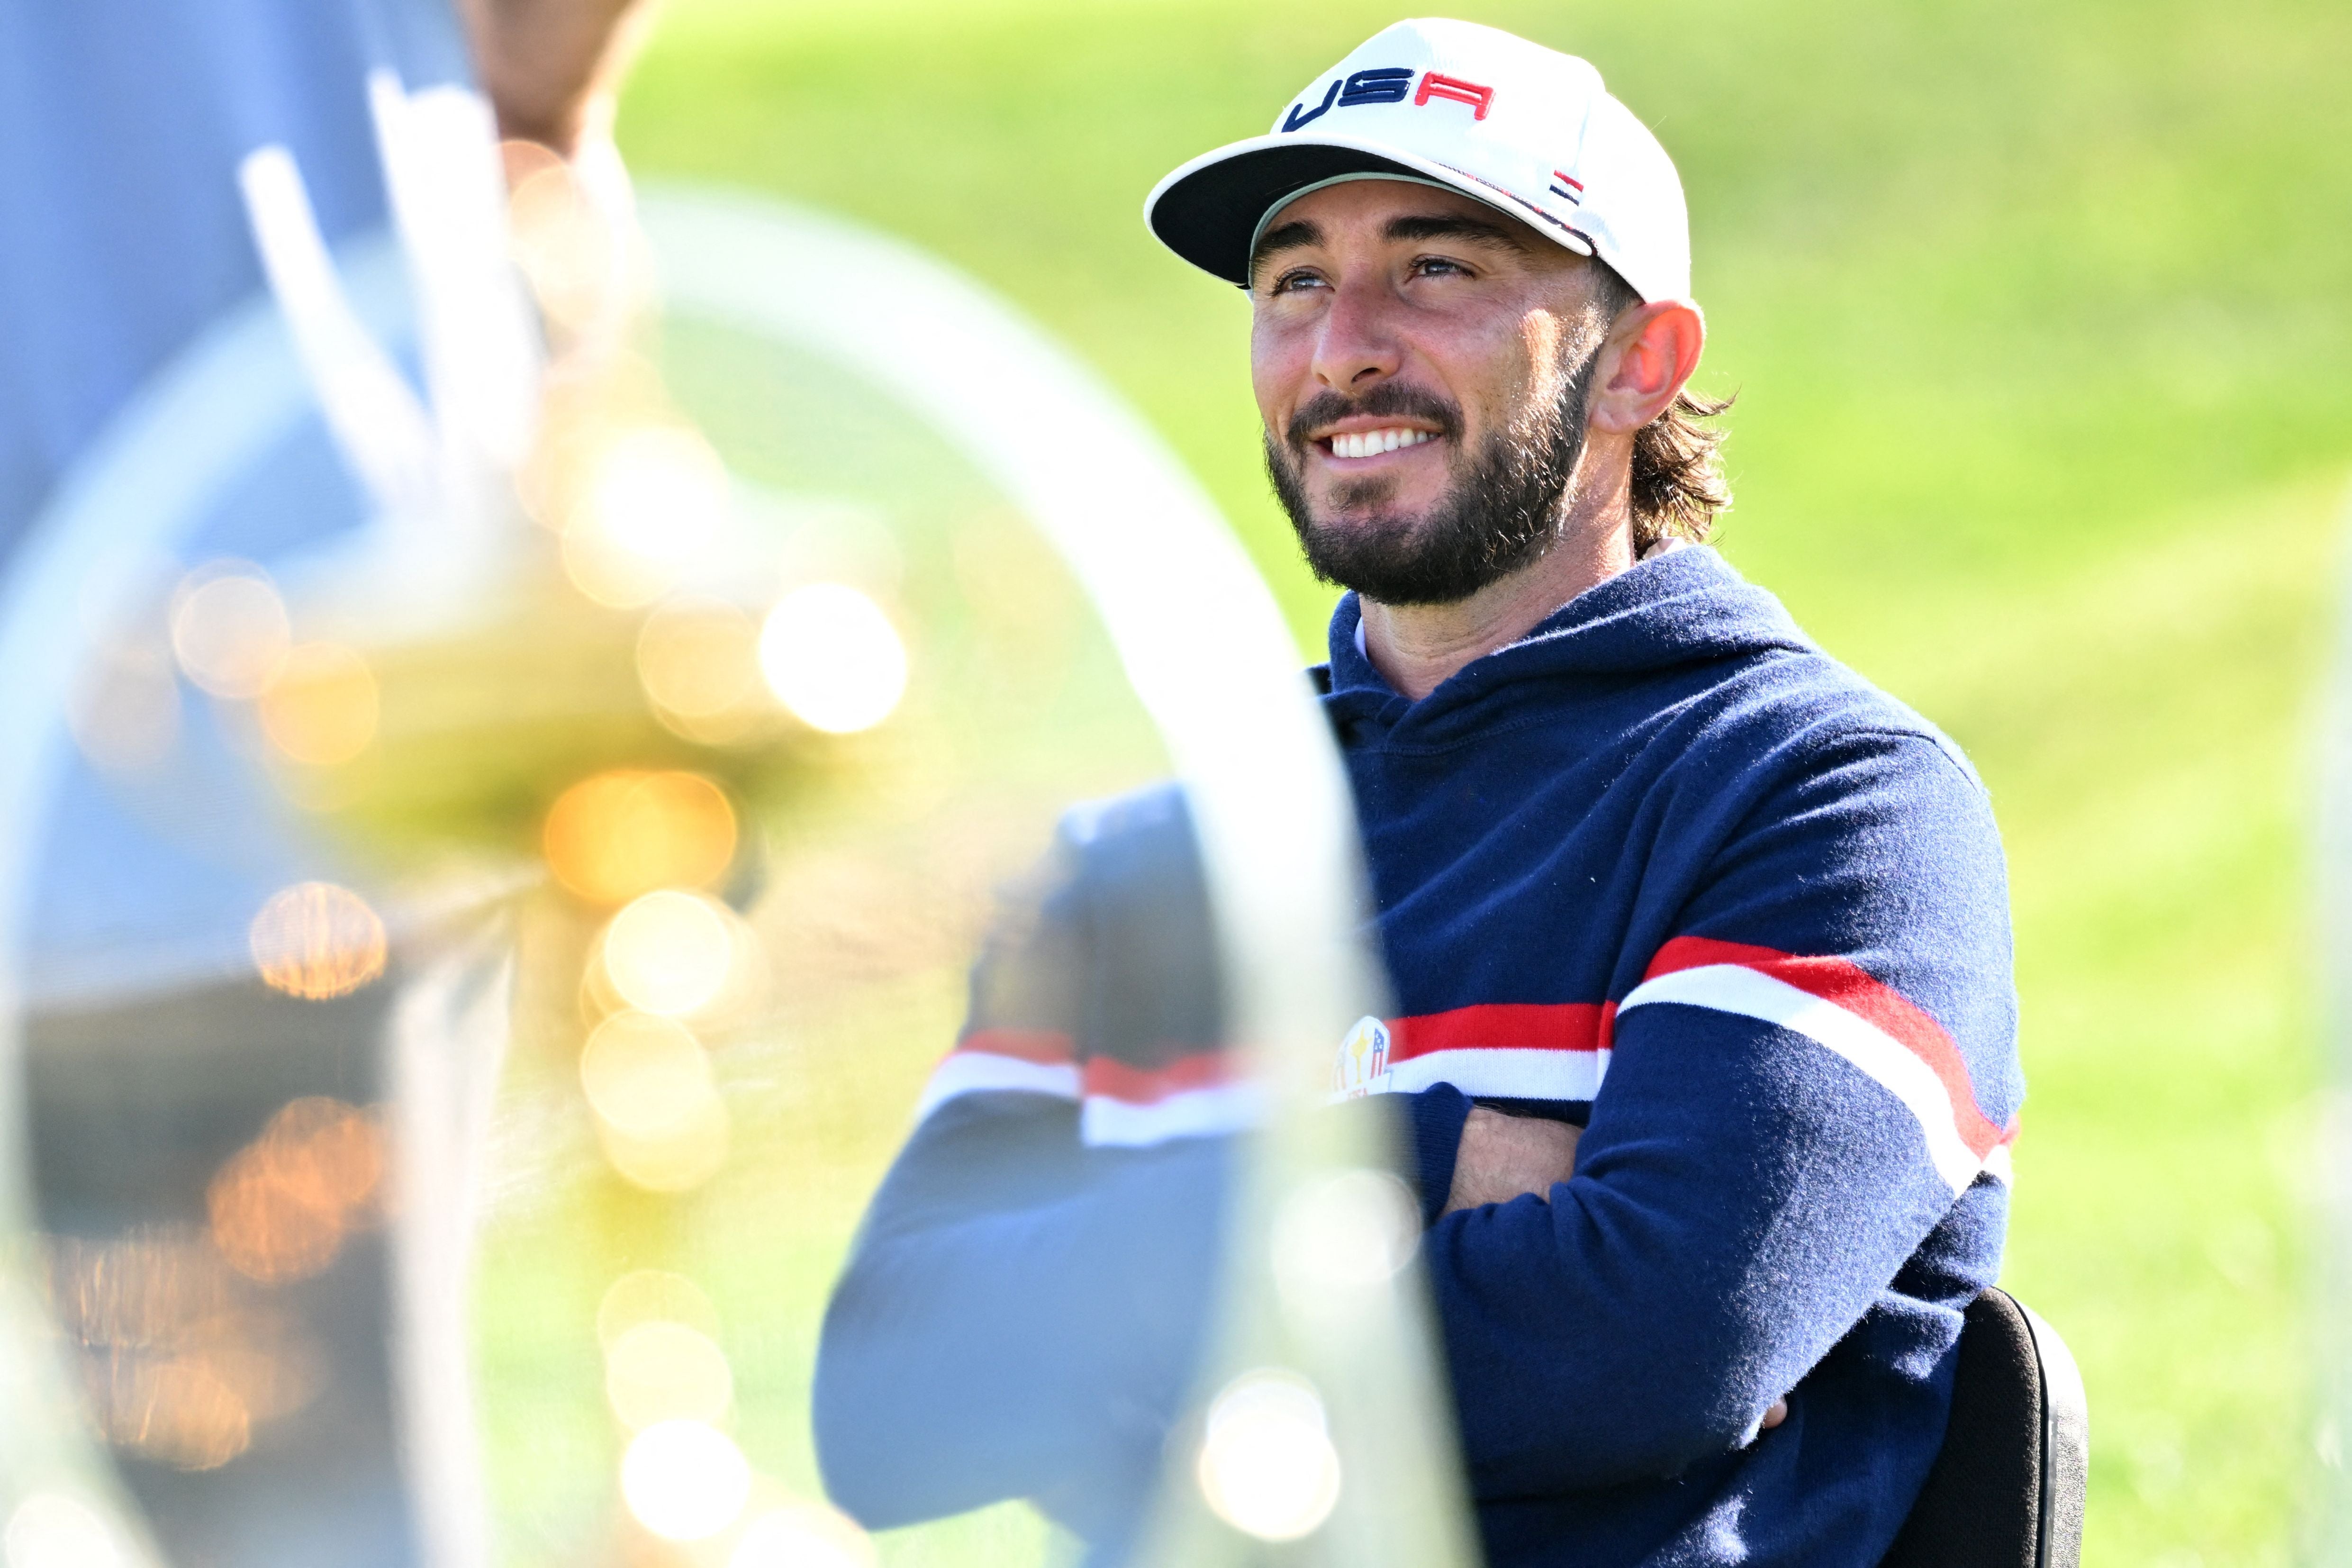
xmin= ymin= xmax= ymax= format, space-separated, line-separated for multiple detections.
xmin=1264 ymin=346 xmax=1602 ymax=607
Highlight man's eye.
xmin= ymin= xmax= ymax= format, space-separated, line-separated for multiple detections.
xmin=1411 ymin=256 xmax=1474 ymax=279
xmin=1269 ymin=269 xmax=1327 ymax=295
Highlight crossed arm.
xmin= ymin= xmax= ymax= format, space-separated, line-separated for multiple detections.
xmin=1447 ymin=1108 xmax=1788 ymax=1433
xmin=1443 ymin=1105 xmax=1581 ymax=1214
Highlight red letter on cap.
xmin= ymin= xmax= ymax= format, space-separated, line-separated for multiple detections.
xmin=1414 ymin=73 xmax=1493 ymax=120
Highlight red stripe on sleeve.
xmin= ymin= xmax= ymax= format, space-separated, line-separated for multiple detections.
xmin=954 ymin=1027 xmax=1076 ymax=1066
xmin=1642 ymin=935 xmax=2004 ymax=1158
xmin=1081 ymin=1051 xmax=1231 ymax=1106
xmin=1387 ymin=1001 xmax=1614 ymax=1060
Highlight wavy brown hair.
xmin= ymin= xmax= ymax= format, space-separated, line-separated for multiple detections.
xmin=1593 ymin=266 xmax=1734 ymax=550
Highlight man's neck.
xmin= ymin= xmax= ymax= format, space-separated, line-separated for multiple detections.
xmin=1359 ymin=489 xmax=1637 ymax=701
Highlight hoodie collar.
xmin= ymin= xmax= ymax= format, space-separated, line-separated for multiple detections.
xmin=1319 ymin=545 xmax=1815 ymax=724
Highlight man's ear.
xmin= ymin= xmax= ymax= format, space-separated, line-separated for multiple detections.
xmin=1586 ymin=300 xmax=1705 ymax=435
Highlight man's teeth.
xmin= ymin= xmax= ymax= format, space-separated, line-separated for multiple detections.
xmin=1329 ymin=428 xmax=1435 ymax=459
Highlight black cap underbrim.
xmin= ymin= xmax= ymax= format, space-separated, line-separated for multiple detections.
xmin=1147 ymin=143 xmax=1439 ymax=287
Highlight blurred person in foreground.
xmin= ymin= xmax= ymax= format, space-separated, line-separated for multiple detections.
xmin=0 ymin=0 xmax=644 ymax=550
xmin=0 ymin=0 xmax=641 ymax=1559
xmin=815 ymin=18 xmax=2023 ymax=1568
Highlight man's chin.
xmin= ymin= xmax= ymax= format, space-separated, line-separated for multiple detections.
xmin=1268 ymin=444 xmax=1497 ymax=604
xmin=1292 ymin=501 xmax=1559 ymax=607
xmin=1295 ymin=520 xmax=1465 ymax=606
xmin=1295 ymin=511 xmax=1427 ymax=564
xmin=1299 ymin=475 xmax=1447 ymax=538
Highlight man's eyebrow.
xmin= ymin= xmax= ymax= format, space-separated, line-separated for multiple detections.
xmin=1246 ymin=209 xmax=1535 ymax=282
xmin=1249 ymin=219 xmax=1322 ymax=278
xmin=1382 ymin=212 xmax=1537 ymax=253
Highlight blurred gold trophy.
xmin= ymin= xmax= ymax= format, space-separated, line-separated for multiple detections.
xmin=3 ymin=89 xmax=1471 ymax=1566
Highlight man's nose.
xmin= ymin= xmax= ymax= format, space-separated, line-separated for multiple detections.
xmin=1310 ymin=280 xmax=1404 ymax=393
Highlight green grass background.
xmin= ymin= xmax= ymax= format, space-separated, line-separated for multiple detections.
xmin=613 ymin=2 xmax=2352 ymax=1560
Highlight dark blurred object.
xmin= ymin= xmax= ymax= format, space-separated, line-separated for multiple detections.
xmin=1881 ymin=1289 xmax=2087 ymax=1568
xmin=28 ymin=982 xmax=407 ymax=1568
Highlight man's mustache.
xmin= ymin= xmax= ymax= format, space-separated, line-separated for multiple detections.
xmin=1284 ymin=385 xmax=1465 ymax=452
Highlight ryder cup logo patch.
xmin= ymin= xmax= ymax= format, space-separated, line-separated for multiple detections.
xmin=1333 ymin=1015 xmax=1393 ymax=1097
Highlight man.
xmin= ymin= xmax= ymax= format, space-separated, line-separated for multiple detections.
xmin=817 ymin=18 xmax=2021 ymax=1566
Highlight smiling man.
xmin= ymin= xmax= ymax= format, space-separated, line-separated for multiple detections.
xmin=1249 ymin=179 xmax=1709 ymax=625
xmin=818 ymin=18 xmax=2023 ymax=1568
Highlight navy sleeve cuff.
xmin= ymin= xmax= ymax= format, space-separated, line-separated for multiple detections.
xmin=1404 ymin=1083 xmax=1473 ymax=1227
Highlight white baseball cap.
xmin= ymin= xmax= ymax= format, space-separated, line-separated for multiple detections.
xmin=1145 ymin=18 xmax=1691 ymax=303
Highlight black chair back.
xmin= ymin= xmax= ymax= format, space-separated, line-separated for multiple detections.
xmin=1880 ymin=1287 xmax=2088 ymax=1568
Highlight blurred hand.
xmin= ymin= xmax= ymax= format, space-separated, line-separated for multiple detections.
xmin=1762 ymin=1399 xmax=1789 ymax=1430
xmin=1442 ymin=1106 xmax=1581 ymax=1215
xmin=454 ymin=0 xmax=658 ymax=154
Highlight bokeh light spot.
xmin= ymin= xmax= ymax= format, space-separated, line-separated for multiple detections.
xmin=544 ymin=770 xmax=736 ymax=905
xmin=758 ymin=583 xmax=907 ymax=734
xmin=208 ymin=1097 xmax=384 ymax=1283
xmin=209 ymin=1151 xmax=339 ymax=1282
xmin=506 ymin=150 xmax=628 ymax=332
xmin=169 ymin=564 xmax=291 ymax=699
xmin=561 ymin=426 xmax=730 ymax=608
xmin=262 ymin=1096 xmax=387 ymax=1212
xmin=4 ymin=1494 xmax=131 ymax=1568
xmin=257 ymin=641 xmax=379 ymax=765
xmin=603 ymin=889 xmax=733 ymax=1016
xmin=579 ymin=1012 xmax=716 ymax=1142
xmin=597 ymin=1269 xmax=721 ymax=1350
xmin=597 ymin=1095 xmax=731 ymax=1194
xmin=1196 ymin=1370 xmax=1343 ymax=1542
xmin=67 ymin=637 xmax=181 ymax=772
xmin=249 ymin=882 xmax=388 ymax=1000
xmin=43 ymin=1228 xmax=326 ymax=1462
xmin=45 ymin=1229 xmax=238 ymax=1350
xmin=120 ymin=1358 xmax=253 ymax=1471
xmin=637 ymin=595 xmax=765 ymax=727
xmin=1271 ymin=1169 xmax=1420 ymax=1321
xmin=620 ymin=1419 xmax=751 ymax=1542
xmin=604 ymin=1319 xmax=733 ymax=1431
xmin=729 ymin=1504 xmax=879 ymax=1568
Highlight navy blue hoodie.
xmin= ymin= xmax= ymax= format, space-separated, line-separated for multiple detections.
xmin=815 ymin=544 xmax=2022 ymax=1566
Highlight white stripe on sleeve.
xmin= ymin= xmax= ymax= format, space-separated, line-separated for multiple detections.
xmin=1381 ymin=1046 xmax=1610 ymax=1102
xmin=1079 ymin=1082 xmax=1263 ymax=1148
xmin=1619 ymin=963 xmax=1989 ymax=1193
xmin=913 ymin=1053 xmax=1081 ymax=1123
